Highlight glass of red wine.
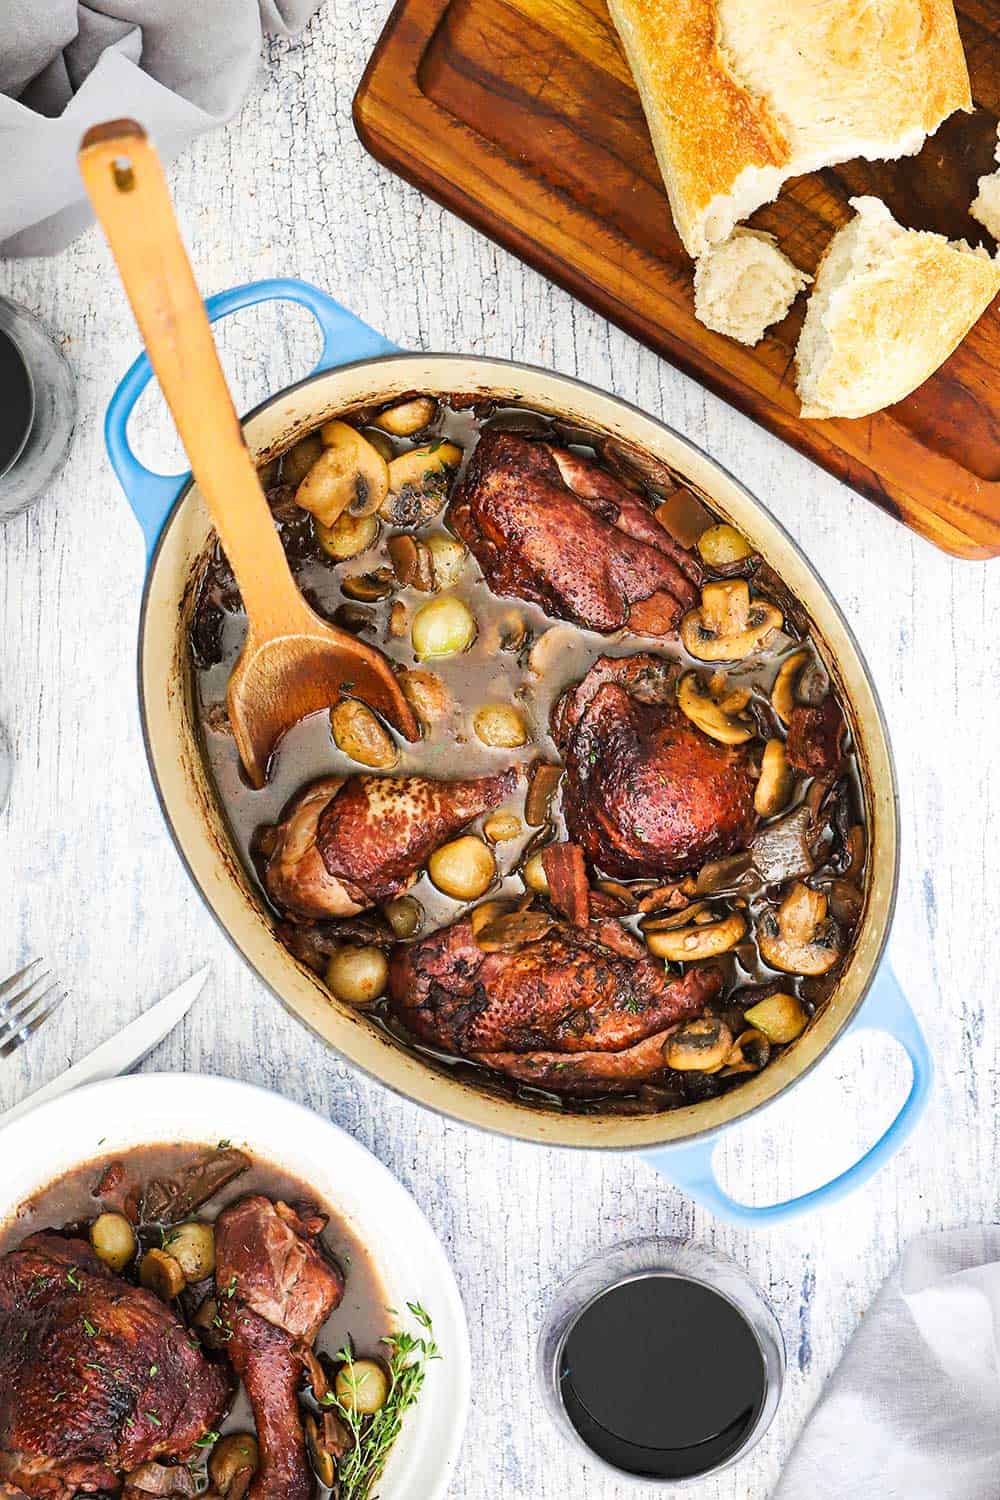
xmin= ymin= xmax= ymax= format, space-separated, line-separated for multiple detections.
xmin=0 ymin=297 xmax=75 ymax=520
xmin=538 ymin=1239 xmax=785 ymax=1483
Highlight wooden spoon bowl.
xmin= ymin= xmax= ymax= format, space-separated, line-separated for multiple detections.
xmin=79 ymin=120 xmax=418 ymax=787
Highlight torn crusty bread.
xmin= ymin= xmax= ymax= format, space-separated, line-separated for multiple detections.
xmin=693 ymin=229 xmax=811 ymax=345
xmin=605 ymin=0 xmax=972 ymax=258
xmin=971 ymin=127 xmax=1000 ymax=242
xmin=795 ymin=196 xmax=1000 ymax=421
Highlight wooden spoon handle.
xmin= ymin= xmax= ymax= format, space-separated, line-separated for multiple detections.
xmin=79 ymin=120 xmax=301 ymax=629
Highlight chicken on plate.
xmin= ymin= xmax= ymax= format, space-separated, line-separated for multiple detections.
xmin=0 ymin=1146 xmax=434 ymax=1500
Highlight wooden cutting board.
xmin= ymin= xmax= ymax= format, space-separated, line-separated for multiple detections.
xmin=354 ymin=0 xmax=1000 ymax=558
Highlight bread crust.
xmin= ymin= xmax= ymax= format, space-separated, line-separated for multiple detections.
xmin=606 ymin=0 xmax=973 ymax=257
xmin=795 ymin=199 xmax=1000 ymax=420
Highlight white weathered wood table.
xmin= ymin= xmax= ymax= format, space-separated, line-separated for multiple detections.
xmin=1 ymin=9 xmax=998 ymax=1497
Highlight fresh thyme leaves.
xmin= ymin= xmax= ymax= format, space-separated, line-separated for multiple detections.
xmin=66 ymin=1266 xmax=82 ymax=1291
xmin=326 ymin=1302 xmax=440 ymax=1500
xmin=146 ymin=1411 xmax=162 ymax=1427
xmin=193 ymin=1431 xmax=219 ymax=1448
xmin=149 ymin=1364 xmax=159 ymax=1377
xmin=222 ymin=1274 xmax=238 ymax=1299
xmin=82 ymin=1318 xmax=98 ymax=1337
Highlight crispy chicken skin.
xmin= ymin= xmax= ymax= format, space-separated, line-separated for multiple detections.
xmin=0 ymin=1234 xmax=231 ymax=1500
xmin=215 ymin=1197 xmax=344 ymax=1500
xmin=264 ymin=769 xmax=519 ymax=920
xmin=553 ymin=654 xmax=757 ymax=879
xmin=448 ymin=431 xmax=700 ymax=634
xmin=388 ymin=914 xmax=722 ymax=1093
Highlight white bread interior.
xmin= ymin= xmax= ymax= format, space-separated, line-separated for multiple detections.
xmin=605 ymin=0 xmax=972 ymax=258
xmin=693 ymin=229 xmax=811 ymax=345
xmin=971 ymin=127 xmax=1000 ymax=241
xmin=795 ymin=196 xmax=1000 ymax=421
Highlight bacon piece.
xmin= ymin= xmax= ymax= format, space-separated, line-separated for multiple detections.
xmin=541 ymin=842 xmax=590 ymax=927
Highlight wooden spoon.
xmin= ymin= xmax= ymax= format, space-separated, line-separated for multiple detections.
xmin=79 ymin=120 xmax=418 ymax=788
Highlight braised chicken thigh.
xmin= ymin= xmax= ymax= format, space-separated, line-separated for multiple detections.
xmin=388 ymin=912 xmax=721 ymax=1092
xmin=449 ymin=431 xmax=700 ymax=634
xmin=263 ymin=770 xmax=518 ymax=920
xmin=0 ymin=1234 xmax=230 ymax=1499
xmin=553 ymin=654 xmax=758 ymax=878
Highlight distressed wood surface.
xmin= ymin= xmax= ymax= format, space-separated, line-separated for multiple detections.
xmin=0 ymin=7 xmax=998 ymax=1497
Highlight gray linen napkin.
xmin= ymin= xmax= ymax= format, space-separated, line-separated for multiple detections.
xmin=0 ymin=0 xmax=322 ymax=256
xmin=774 ymin=1229 xmax=1000 ymax=1499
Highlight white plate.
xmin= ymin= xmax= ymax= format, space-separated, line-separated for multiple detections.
xmin=0 ymin=1072 xmax=470 ymax=1500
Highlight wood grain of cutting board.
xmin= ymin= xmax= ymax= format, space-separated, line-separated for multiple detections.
xmin=354 ymin=0 xmax=1000 ymax=558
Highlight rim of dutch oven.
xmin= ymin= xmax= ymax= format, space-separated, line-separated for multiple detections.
xmin=135 ymin=350 xmax=900 ymax=1152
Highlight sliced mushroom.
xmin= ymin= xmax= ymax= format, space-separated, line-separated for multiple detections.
xmin=664 ymin=1018 xmax=734 ymax=1073
xmin=677 ymin=671 xmax=754 ymax=745
xmin=315 ymin=510 xmax=379 ymax=561
xmin=373 ymin=396 xmax=437 ymax=436
xmin=387 ymin=534 xmax=434 ymax=591
xmin=645 ymin=909 xmax=746 ymax=961
xmin=297 ymin=422 xmax=390 ymax=525
xmin=758 ymin=882 xmax=842 ymax=975
xmin=470 ymin=898 xmax=520 ymax=936
xmin=771 ymin=650 xmax=809 ymax=725
xmin=751 ymin=805 xmax=815 ymax=886
xmin=208 ymin=1436 xmax=258 ymax=1498
xmin=524 ymin=761 xmax=563 ymax=826
xmin=681 ymin=580 xmax=783 ymax=662
xmin=399 ymin=667 xmax=454 ymax=728
xmin=331 ymin=699 xmax=398 ymax=768
xmin=743 ymin=992 xmax=808 ymax=1044
xmin=139 ymin=1248 xmax=185 ymax=1300
xmin=827 ymin=878 xmax=864 ymax=926
xmin=281 ymin=433 xmax=323 ymax=487
xmin=341 ymin=567 xmax=396 ymax=602
xmin=388 ymin=600 xmax=408 ymax=637
xmin=696 ymin=851 xmax=759 ymax=898
xmin=304 ymin=1414 xmax=336 ymax=1489
xmin=720 ymin=1027 xmax=771 ymax=1076
xmin=842 ymin=824 xmax=866 ymax=883
xmin=474 ymin=909 xmax=555 ymax=952
xmin=641 ymin=899 xmax=711 ymax=933
xmin=754 ymin=738 xmax=794 ymax=816
xmin=381 ymin=441 xmax=462 ymax=526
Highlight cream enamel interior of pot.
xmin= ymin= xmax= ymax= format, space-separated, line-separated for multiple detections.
xmin=139 ymin=354 xmax=897 ymax=1150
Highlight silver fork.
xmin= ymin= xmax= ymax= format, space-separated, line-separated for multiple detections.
xmin=0 ymin=960 xmax=66 ymax=1057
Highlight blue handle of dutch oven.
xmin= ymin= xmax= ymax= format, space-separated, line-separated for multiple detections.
xmin=643 ymin=961 xmax=932 ymax=1226
xmin=104 ymin=278 xmax=396 ymax=563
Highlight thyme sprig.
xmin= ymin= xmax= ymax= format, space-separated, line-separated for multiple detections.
xmin=325 ymin=1302 xmax=440 ymax=1500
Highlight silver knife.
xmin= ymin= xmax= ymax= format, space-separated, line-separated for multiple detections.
xmin=0 ymin=966 xmax=209 ymax=1127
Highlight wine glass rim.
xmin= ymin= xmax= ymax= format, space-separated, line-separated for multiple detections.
xmin=537 ymin=1237 xmax=786 ymax=1487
